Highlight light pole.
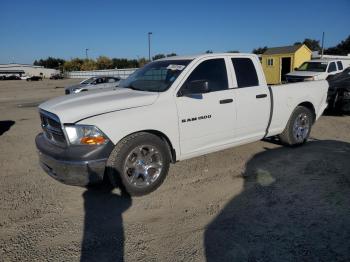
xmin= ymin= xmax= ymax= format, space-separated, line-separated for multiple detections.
xmin=148 ymin=32 xmax=152 ymax=61
xmin=85 ymin=48 xmax=89 ymax=60
xmin=321 ymin=32 xmax=325 ymax=58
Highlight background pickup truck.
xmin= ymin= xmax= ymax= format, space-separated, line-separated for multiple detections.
xmin=36 ymin=53 xmax=328 ymax=196
xmin=286 ymin=59 xmax=347 ymax=82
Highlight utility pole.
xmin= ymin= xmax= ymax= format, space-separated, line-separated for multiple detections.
xmin=148 ymin=32 xmax=152 ymax=61
xmin=85 ymin=48 xmax=89 ymax=60
xmin=321 ymin=32 xmax=325 ymax=58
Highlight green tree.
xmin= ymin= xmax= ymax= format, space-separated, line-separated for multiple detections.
xmin=81 ymin=59 xmax=97 ymax=71
xmin=294 ymin=39 xmax=321 ymax=51
xmin=63 ymin=58 xmax=84 ymax=71
xmin=325 ymin=35 xmax=350 ymax=55
xmin=252 ymin=46 xmax=268 ymax=54
xmin=153 ymin=54 xmax=166 ymax=60
xmin=33 ymin=57 xmax=66 ymax=69
xmin=112 ymin=58 xmax=139 ymax=69
xmin=96 ymin=56 xmax=113 ymax=70
xmin=166 ymin=53 xmax=177 ymax=57
xmin=226 ymin=50 xmax=240 ymax=53
xmin=205 ymin=50 xmax=213 ymax=54
xmin=138 ymin=58 xmax=148 ymax=67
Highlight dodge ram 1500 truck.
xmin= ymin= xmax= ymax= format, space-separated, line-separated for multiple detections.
xmin=36 ymin=53 xmax=329 ymax=196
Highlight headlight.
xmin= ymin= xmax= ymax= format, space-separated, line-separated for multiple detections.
xmin=72 ymin=88 xmax=82 ymax=93
xmin=304 ymin=76 xmax=315 ymax=81
xmin=64 ymin=125 xmax=109 ymax=145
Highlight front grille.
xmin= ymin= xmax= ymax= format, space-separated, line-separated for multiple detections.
xmin=40 ymin=110 xmax=67 ymax=147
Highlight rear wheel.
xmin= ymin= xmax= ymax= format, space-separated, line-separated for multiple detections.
xmin=106 ymin=132 xmax=170 ymax=196
xmin=279 ymin=106 xmax=313 ymax=146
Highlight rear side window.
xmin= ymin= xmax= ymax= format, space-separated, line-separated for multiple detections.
xmin=186 ymin=59 xmax=228 ymax=92
xmin=231 ymin=58 xmax=259 ymax=88
xmin=337 ymin=61 xmax=343 ymax=70
xmin=328 ymin=62 xmax=336 ymax=73
xmin=107 ymin=78 xmax=117 ymax=83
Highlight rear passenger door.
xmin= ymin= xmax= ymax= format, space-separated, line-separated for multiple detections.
xmin=105 ymin=77 xmax=120 ymax=88
xmin=327 ymin=62 xmax=338 ymax=76
xmin=230 ymin=57 xmax=270 ymax=140
xmin=337 ymin=61 xmax=344 ymax=72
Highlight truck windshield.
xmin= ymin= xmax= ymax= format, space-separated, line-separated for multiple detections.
xmin=297 ymin=62 xmax=328 ymax=72
xmin=120 ymin=60 xmax=192 ymax=92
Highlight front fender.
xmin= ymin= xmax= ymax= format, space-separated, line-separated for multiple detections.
xmin=77 ymin=99 xmax=180 ymax=158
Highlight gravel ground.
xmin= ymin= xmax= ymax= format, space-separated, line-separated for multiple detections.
xmin=0 ymin=79 xmax=349 ymax=262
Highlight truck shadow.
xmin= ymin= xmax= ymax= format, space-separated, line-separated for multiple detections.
xmin=0 ymin=120 xmax=15 ymax=136
xmin=81 ymin=175 xmax=132 ymax=262
xmin=205 ymin=140 xmax=350 ymax=261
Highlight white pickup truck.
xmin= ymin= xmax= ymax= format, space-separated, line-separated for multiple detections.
xmin=286 ymin=59 xmax=346 ymax=82
xmin=36 ymin=53 xmax=328 ymax=195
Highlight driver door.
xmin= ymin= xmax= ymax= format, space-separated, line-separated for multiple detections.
xmin=92 ymin=77 xmax=105 ymax=90
xmin=175 ymin=58 xmax=236 ymax=157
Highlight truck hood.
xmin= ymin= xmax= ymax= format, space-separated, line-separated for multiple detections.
xmin=286 ymin=71 xmax=323 ymax=77
xmin=39 ymin=88 xmax=159 ymax=123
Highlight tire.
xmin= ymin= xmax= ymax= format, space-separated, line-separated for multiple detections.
xmin=279 ymin=106 xmax=313 ymax=146
xmin=106 ymin=132 xmax=170 ymax=196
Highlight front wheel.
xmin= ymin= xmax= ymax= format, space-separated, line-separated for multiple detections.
xmin=106 ymin=132 xmax=170 ymax=196
xmin=279 ymin=106 xmax=313 ymax=146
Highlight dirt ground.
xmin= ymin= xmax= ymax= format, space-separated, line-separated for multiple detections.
xmin=0 ymin=79 xmax=349 ymax=262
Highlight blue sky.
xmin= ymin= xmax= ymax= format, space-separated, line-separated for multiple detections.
xmin=0 ymin=0 xmax=349 ymax=64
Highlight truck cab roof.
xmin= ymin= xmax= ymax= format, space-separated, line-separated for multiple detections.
xmin=308 ymin=59 xmax=342 ymax=63
xmin=157 ymin=53 xmax=258 ymax=61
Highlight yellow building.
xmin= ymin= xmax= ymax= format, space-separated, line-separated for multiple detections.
xmin=261 ymin=44 xmax=312 ymax=84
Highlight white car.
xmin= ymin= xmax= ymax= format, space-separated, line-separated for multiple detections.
xmin=20 ymin=75 xmax=30 ymax=80
xmin=65 ymin=76 xmax=121 ymax=94
xmin=36 ymin=53 xmax=328 ymax=195
xmin=286 ymin=59 xmax=346 ymax=82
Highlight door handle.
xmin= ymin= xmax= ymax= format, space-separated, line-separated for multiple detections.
xmin=256 ymin=94 xmax=267 ymax=99
xmin=219 ymin=99 xmax=233 ymax=104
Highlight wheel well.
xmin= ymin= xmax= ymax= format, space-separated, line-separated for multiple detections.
xmin=130 ymin=130 xmax=177 ymax=163
xmin=298 ymin=102 xmax=316 ymax=123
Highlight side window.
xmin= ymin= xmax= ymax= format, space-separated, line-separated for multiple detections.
xmin=267 ymin=58 xmax=273 ymax=66
xmin=96 ymin=78 xmax=104 ymax=84
xmin=231 ymin=58 xmax=259 ymax=88
xmin=107 ymin=78 xmax=116 ymax=83
xmin=328 ymin=62 xmax=336 ymax=73
xmin=337 ymin=61 xmax=343 ymax=70
xmin=185 ymin=59 xmax=228 ymax=92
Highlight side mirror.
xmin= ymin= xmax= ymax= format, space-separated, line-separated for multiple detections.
xmin=294 ymin=67 xmax=298 ymax=71
xmin=181 ymin=80 xmax=210 ymax=96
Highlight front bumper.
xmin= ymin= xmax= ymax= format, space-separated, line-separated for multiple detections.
xmin=36 ymin=133 xmax=114 ymax=186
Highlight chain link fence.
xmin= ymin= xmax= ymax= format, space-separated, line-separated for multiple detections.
xmin=65 ymin=68 xmax=137 ymax=79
